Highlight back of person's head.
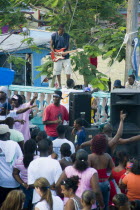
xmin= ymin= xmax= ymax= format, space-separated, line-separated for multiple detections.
xmin=75 ymin=118 xmax=83 ymax=127
xmin=1 ymin=190 xmax=25 ymax=210
xmin=129 ymin=74 xmax=135 ymax=80
xmin=67 ymin=79 xmax=75 ymax=88
xmin=75 ymin=149 xmax=88 ymax=172
xmin=131 ymin=159 xmax=140 ymax=175
xmin=91 ymin=134 xmax=107 ymax=155
xmin=23 ymin=139 xmax=37 ymax=168
xmin=116 ymin=150 xmax=129 ymax=165
xmin=113 ymin=80 xmax=122 ymax=89
xmin=61 ymin=176 xmax=80 ymax=193
xmin=102 ymin=123 xmax=113 ymax=135
xmin=113 ymin=194 xmax=129 ymax=208
xmin=36 ymin=131 xmax=47 ymax=142
xmin=0 ymin=124 xmax=10 ymax=140
xmin=56 ymin=124 xmax=66 ymax=136
xmin=4 ymin=117 xmax=14 ymax=128
xmin=60 ymin=143 xmax=71 ymax=157
xmin=82 ymin=190 xmax=96 ymax=206
xmin=38 ymin=139 xmax=49 ymax=153
xmin=34 ymin=177 xmax=53 ymax=209
xmin=31 ymin=128 xmax=40 ymax=140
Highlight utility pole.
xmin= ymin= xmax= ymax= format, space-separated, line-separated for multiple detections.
xmin=124 ymin=0 xmax=139 ymax=83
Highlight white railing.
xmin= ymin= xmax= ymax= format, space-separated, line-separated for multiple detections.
xmin=9 ymin=85 xmax=110 ymax=129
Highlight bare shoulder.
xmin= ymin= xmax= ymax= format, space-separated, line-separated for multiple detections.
xmin=65 ymin=198 xmax=75 ymax=210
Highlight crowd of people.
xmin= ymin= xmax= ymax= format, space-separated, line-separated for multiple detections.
xmin=1 ymin=75 xmax=140 ymax=210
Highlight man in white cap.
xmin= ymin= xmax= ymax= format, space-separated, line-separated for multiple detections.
xmin=0 ymin=124 xmax=22 ymax=206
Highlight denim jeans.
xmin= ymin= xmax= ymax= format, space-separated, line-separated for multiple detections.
xmin=47 ymin=136 xmax=58 ymax=141
xmin=99 ymin=180 xmax=110 ymax=210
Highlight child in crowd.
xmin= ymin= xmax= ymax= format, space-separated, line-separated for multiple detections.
xmin=81 ymin=190 xmax=96 ymax=210
xmin=112 ymin=194 xmax=131 ymax=210
xmin=59 ymin=143 xmax=73 ymax=170
xmin=72 ymin=118 xmax=86 ymax=150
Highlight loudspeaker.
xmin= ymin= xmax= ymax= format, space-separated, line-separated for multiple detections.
xmin=69 ymin=92 xmax=91 ymax=127
xmin=111 ymin=89 xmax=140 ymax=134
xmin=111 ymin=89 xmax=140 ymax=159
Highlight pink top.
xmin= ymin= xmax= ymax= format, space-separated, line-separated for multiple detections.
xmin=13 ymin=103 xmax=31 ymax=142
xmin=65 ymin=166 xmax=97 ymax=209
xmin=14 ymin=155 xmax=39 ymax=183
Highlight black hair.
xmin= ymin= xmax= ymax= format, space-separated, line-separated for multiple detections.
xmin=75 ymin=118 xmax=83 ymax=127
xmin=129 ymin=74 xmax=135 ymax=80
xmin=56 ymin=125 xmax=66 ymax=135
xmin=75 ymin=149 xmax=88 ymax=172
xmin=36 ymin=131 xmax=47 ymax=142
xmin=12 ymin=94 xmax=23 ymax=106
xmin=38 ymin=139 xmax=49 ymax=153
xmin=113 ymin=193 xmax=128 ymax=207
xmin=67 ymin=79 xmax=74 ymax=88
xmin=115 ymin=150 xmax=129 ymax=165
xmin=131 ymin=159 xmax=140 ymax=175
xmin=61 ymin=176 xmax=80 ymax=193
xmin=60 ymin=143 xmax=71 ymax=157
xmin=82 ymin=190 xmax=95 ymax=206
xmin=71 ymin=153 xmax=76 ymax=163
xmin=31 ymin=128 xmax=40 ymax=140
xmin=23 ymin=139 xmax=37 ymax=168
xmin=58 ymin=24 xmax=65 ymax=29
xmin=4 ymin=117 xmax=15 ymax=128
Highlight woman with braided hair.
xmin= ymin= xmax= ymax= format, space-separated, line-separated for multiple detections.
xmin=88 ymin=134 xmax=114 ymax=210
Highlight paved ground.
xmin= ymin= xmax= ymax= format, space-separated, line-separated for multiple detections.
xmin=61 ymin=56 xmax=125 ymax=89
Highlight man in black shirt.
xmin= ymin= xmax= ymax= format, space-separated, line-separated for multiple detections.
xmin=50 ymin=24 xmax=72 ymax=88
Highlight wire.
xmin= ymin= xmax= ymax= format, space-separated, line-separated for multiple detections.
xmin=68 ymin=0 xmax=79 ymax=33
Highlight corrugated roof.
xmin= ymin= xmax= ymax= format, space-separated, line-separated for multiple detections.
xmin=0 ymin=29 xmax=53 ymax=52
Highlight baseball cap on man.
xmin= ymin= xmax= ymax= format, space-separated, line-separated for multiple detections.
xmin=0 ymin=124 xmax=9 ymax=134
xmin=113 ymin=80 xmax=121 ymax=88
xmin=53 ymin=90 xmax=63 ymax=99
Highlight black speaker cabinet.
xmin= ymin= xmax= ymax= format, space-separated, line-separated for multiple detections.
xmin=69 ymin=92 xmax=91 ymax=127
xmin=111 ymin=89 xmax=140 ymax=159
xmin=111 ymin=89 xmax=140 ymax=134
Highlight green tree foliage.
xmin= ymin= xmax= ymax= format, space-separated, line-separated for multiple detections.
xmin=0 ymin=0 xmax=127 ymax=88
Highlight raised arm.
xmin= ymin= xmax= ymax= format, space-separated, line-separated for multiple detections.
xmin=16 ymin=105 xmax=37 ymax=114
xmin=80 ymin=140 xmax=92 ymax=148
xmin=30 ymin=95 xmax=38 ymax=105
xmin=108 ymin=111 xmax=126 ymax=148
xmin=118 ymin=135 xmax=140 ymax=144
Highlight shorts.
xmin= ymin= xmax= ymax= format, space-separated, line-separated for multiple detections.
xmin=53 ymin=59 xmax=72 ymax=75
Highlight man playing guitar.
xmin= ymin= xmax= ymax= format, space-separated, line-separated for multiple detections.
xmin=50 ymin=24 xmax=72 ymax=88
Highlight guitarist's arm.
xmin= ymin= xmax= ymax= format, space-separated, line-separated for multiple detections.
xmin=50 ymin=39 xmax=55 ymax=52
xmin=50 ymin=39 xmax=60 ymax=56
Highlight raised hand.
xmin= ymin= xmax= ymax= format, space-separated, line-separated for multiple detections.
xmin=120 ymin=110 xmax=126 ymax=121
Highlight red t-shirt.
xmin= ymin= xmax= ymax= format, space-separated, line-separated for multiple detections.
xmin=43 ymin=104 xmax=69 ymax=137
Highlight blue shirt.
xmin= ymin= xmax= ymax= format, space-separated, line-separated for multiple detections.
xmin=51 ymin=32 xmax=70 ymax=59
xmin=75 ymin=127 xmax=86 ymax=146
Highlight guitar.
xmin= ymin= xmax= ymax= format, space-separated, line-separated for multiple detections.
xmin=51 ymin=48 xmax=83 ymax=62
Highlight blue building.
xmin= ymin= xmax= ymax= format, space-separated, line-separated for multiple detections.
xmin=0 ymin=29 xmax=53 ymax=87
